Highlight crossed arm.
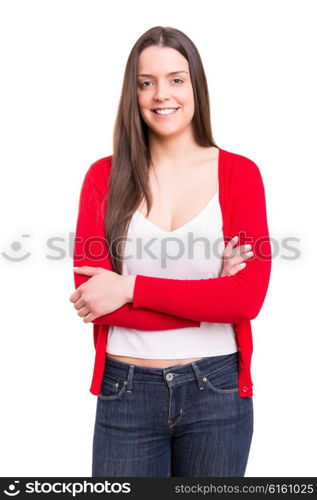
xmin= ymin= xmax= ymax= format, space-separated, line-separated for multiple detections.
xmin=72 ymin=159 xmax=271 ymax=327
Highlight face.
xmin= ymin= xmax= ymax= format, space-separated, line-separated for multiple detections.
xmin=137 ymin=46 xmax=195 ymax=139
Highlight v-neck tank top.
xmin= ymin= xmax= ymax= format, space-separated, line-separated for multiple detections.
xmin=107 ymin=186 xmax=238 ymax=359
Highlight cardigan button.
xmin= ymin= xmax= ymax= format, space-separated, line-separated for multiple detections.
xmin=242 ymin=386 xmax=248 ymax=392
xmin=239 ymin=365 xmax=244 ymax=371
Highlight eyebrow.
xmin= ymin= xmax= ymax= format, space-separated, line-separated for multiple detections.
xmin=137 ymin=70 xmax=188 ymax=77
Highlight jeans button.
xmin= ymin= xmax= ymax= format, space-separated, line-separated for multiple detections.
xmin=166 ymin=373 xmax=174 ymax=381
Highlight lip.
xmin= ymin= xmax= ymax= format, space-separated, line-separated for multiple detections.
xmin=151 ymin=107 xmax=180 ymax=118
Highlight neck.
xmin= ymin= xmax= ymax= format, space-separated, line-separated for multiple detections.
xmin=148 ymin=127 xmax=206 ymax=168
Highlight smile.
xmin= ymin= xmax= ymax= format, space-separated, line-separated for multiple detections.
xmin=151 ymin=107 xmax=180 ymax=116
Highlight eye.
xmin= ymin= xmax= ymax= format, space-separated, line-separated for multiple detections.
xmin=138 ymin=81 xmax=152 ymax=88
xmin=138 ymin=78 xmax=184 ymax=89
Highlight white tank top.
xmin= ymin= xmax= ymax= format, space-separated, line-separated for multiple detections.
xmin=107 ymin=185 xmax=238 ymax=358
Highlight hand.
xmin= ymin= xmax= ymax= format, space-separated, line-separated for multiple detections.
xmin=220 ymin=237 xmax=254 ymax=277
xmin=69 ymin=266 xmax=134 ymax=323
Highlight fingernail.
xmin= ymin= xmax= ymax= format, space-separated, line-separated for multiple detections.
xmin=245 ymin=244 xmax=252 ymax=250
xmin=232 ymin=236 xmax=238 ymax=241
xmin=240 ymin=263 xmax=246 ymax=267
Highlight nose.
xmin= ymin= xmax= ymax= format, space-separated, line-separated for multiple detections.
xmin=153 ymin=80 xmax=171 ymax=101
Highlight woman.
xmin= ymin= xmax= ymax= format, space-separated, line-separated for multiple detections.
xmin=70 ymin=26 xmax=272 ymax=477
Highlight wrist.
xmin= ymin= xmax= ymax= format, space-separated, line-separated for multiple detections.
xmin=122 ymin=275 xmax=137 ymax=303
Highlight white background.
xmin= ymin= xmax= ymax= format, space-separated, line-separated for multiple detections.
xmin=0 ymin=0 xmax=316 ymax=477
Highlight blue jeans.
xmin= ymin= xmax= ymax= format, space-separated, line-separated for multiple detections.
xmin=92 ymin=351 xmax=253 ymax=477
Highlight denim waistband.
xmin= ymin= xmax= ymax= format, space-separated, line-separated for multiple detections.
xmin=104 ymin=351 xmax=239 ymax=390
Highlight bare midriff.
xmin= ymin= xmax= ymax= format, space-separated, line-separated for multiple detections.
xmin=107 ymin=353 xmax=205 ymax=368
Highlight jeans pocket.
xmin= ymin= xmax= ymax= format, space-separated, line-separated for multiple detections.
xmin=203 ymin=360 xmax=239 ymax=393
xmin=98 ymin=375 xmax=127 ymax=401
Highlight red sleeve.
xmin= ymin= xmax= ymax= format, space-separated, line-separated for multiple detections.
xmin=132 ymin=159 xmax=272 ymax=323
xmin=72 ymin=159 xmax=201 ymax=330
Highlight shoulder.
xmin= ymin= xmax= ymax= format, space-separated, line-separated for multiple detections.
xmin=221 ymin=148 xmax=264 ymax=186
xmin=83 ymin=154 xmax=113 ymax=195
xmin=221 ymin=148 xmax=260 ymax=173
xmin=87 ymin=154 xmax=113 ymax=180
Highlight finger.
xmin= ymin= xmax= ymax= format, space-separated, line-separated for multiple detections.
xmin=73 ymin=266 xmax=93 ymax=274
xmin=228 ymin=262 xmax=247 ymax=275
xmin=222 ymin=250 xmax=243 ymax=267
xmin=83 ymin=312 xmax=98 ymax=323
xmin=224 ymin=236 xmax=238 ymax=251
xmin=74 ymin=297 xmax=86 ymax=310
xmin=237 ymin=244 xmax=252 ymax=256
xmin=242 ymin=250 xmax=254 ymax=260
xmin=77 ymin=305 xmax=90 ymax=317
xmin=228 ymin=235 xmax=239 ymax=247
xmin=227 ymin=254 xmax=244 ymax=266
xmin=69 ymin=290 xmax=81 ymax=303
xmin=237 ymin=262 xmax=247 ymax=270
xmin=73 ymin=266 xmax=103 ymax=275
xmin=227 ymin=250 xmax=253 ymax=267
xmin=223 ymin=236 xmax=239 ymax=259
xmin=73 ymin=267 xmax=84 ymax=272
xmin=226 ymin=244 xmax=253 ymax=261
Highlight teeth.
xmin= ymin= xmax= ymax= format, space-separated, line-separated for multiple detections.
xmin=154 ymin=108 xmax=178 ymax=115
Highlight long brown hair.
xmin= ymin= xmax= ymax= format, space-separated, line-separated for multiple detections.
xmin=105 ymin=25 xmax=219 ymax=274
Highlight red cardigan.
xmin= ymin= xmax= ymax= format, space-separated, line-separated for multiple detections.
xmin=73 ymin=148 xmax=272 ymax=398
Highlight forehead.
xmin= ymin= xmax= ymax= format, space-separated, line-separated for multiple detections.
xmin=137 ymin=46 xmax=189 ymax=75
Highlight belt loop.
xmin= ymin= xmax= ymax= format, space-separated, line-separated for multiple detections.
xmin=126 ymin=364 xmax=135 ymax=392
xmin=191 ymin=362 xmax=205 ymax=390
